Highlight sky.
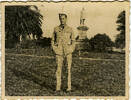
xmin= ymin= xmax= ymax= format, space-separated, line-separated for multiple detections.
xmin=37 ymin=2 xmax=128 ymax=41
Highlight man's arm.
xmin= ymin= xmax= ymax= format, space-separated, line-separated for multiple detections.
xmin=51 ymin=28 xmax=57 ymax=46
xmin=51 ymin=27 xmax=61 ymax=55
xmin=71 ymin=28 xmax=75 ymax=45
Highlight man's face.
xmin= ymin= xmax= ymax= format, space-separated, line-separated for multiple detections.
xmin=59 ymin=15 xmax=67 ymax=25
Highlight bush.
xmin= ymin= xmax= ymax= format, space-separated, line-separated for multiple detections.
xmin=36 ymin=37 xmax=51 ymax=47
xmin=82 ymin=38 xmax=92 ymax=51
xmin=19 ymin=40 xmax=37 ymax=49
xmin=89 ymin=33 xmax=114 ymax=52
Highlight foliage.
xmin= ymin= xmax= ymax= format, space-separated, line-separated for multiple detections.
xmin=20 ymin=40 xmax=37 ymax=49
xmin=81 ymin=38 xmax=92 ymax=51
xmin=14 ymin=37 xmax=51 ymax=49
xmin=5 ymin=6 xmax=43 ymax=48
xmin=89 ymin=33 xmax=114 ymax=52
xmin=36 ymin=37 xmax=51 ymax=47
xmin=115 ymin=11 xmax=125 ymax=48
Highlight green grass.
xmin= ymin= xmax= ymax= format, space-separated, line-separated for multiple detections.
xmin=5 ymin=48 xmax=125 ymax=96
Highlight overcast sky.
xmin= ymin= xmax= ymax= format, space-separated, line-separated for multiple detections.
xmin=37 ymin=2 xmax=127 ymax=41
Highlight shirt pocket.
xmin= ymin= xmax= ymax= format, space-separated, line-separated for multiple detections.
xmin=64 ymin=32 xmax=72 ymax=44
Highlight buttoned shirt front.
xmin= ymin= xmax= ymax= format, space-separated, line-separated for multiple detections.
xmin=52 ymin=25 xmax=75 ymax=56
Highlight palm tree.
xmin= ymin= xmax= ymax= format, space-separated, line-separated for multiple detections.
xmin=5 ymin=5 xmax=43 ymax=48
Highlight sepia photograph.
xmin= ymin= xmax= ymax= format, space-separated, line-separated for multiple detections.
xmin=1 ymin=1 xmax=130 ymax=99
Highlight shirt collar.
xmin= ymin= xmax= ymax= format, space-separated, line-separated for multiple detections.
xmin=59 ymin=24 xmax=68 ymax=30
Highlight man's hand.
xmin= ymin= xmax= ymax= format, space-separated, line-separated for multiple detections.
xmin=54 ymin=43 xmax=58 ymax=46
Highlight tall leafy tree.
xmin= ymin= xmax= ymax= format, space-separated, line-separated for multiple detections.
xmin=5 ymin=6 xmax=43 ymax=47
xmin=89 ymin=33 xmax=114 ymax=52
xmin=115 ymin=11 xmax=125 ymax=48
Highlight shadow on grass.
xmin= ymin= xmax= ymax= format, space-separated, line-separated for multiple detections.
xmin=8 ymin=66 xmax=56 ymax=95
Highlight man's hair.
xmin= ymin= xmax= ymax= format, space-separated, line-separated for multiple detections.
xmin=59 ymin=14 xmax=67 ymax=19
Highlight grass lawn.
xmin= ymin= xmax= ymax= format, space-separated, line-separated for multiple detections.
xmin=5 ymin=48 xmax=125 ymax=96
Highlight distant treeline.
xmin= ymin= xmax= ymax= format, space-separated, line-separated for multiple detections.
xmin=5 ymin=37 xmax=51 ymax=49
xmin=5 ymin=33 xmax=124 ymax=53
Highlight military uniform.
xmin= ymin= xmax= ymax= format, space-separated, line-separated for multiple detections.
xmin=52 ymin=24 xmax=75 ymax=91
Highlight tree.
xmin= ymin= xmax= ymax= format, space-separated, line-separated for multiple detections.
xmin=5 ymin=6 xmax=43 ymax=48
xmin=89 ymin=33 xmax=114 ymax=52
xmin=115 ymin=11 xmax=125 ymax=48
xmin=82 ymin=38 xmax=92 ymax=51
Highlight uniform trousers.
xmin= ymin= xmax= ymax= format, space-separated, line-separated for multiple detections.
xmin=56 ymin=53 xmax=72 ymax=90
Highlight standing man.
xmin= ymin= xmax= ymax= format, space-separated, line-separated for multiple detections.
xmin=52 ymin=12 xmax=75 ymax=91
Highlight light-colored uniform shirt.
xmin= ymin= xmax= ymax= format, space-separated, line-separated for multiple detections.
xmin=52 ymin=25 xmax=75 ymax=56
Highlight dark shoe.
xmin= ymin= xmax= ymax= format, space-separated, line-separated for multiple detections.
xmin=55 ymin=90 xmax=61 ymax=93
xmin=56 ymin=89 xmax=61 ymax=92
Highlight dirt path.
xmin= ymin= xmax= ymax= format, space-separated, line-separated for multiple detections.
xmin=6 ymin=53 xmax=125 ymax=62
